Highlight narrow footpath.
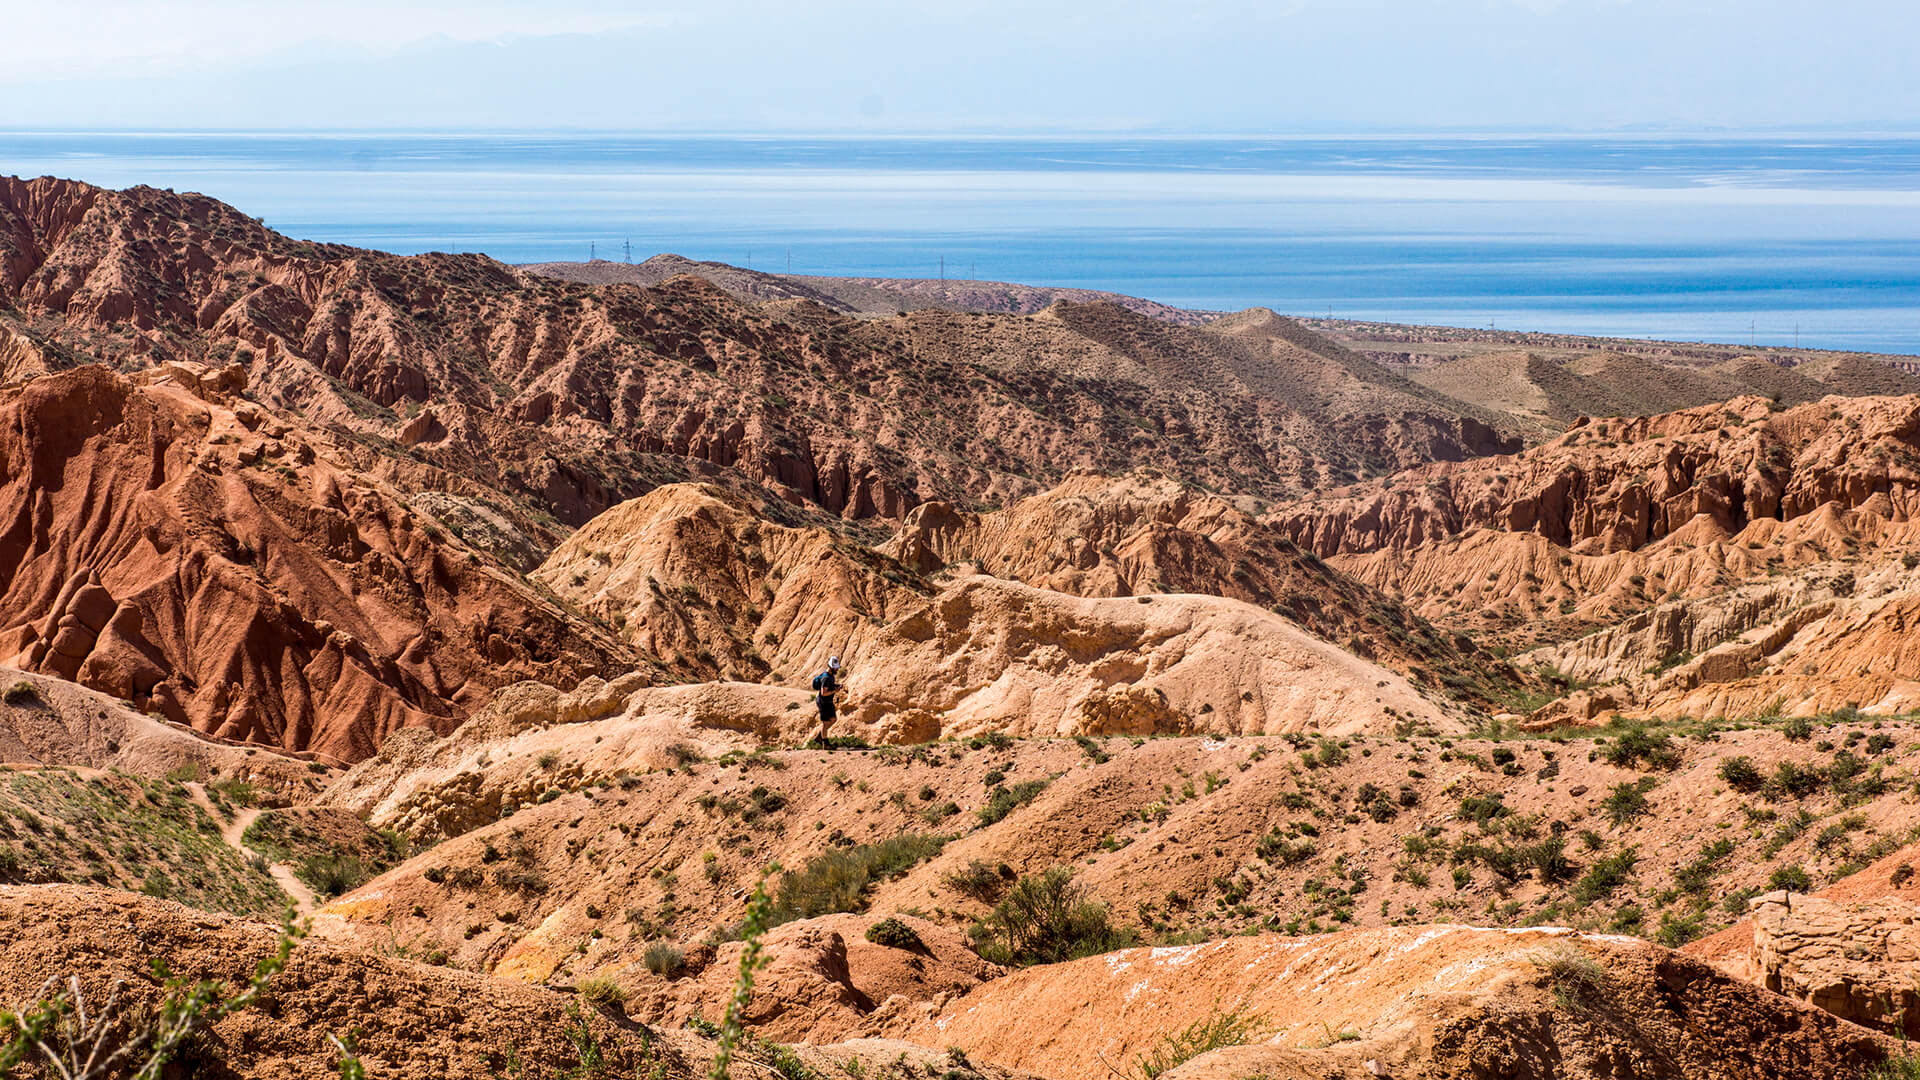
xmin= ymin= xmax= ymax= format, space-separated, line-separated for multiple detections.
xmin=185 ymin=782 xmax=319 ymax=917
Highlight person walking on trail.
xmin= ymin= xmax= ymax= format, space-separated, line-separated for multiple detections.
xmin=810 ymin=655 xmax=842 ymax=748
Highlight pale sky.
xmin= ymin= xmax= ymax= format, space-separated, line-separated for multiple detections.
xmin=2 ymin=0 xmax=1915 ymax=132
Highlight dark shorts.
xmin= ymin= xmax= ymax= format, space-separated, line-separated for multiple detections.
xmin=817 ymin=695 xmax=836 ymax=723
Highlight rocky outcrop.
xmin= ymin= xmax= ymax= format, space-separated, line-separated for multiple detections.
xmin=1751 ymin=891 xmax=1920 ymax=1037
xmin=0 ymin=365 xmax=629 ymax=762
xmin=1272 ymin=394 xmax=1920 ymax=559
xmin=882 ymin=472 xmax=1517 ymax=702
xmin=616 ymin=913 xmax=1002 ymax=1044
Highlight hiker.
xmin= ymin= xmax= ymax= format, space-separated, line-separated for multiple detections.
xmin=810 ymin=655 xmax=842 ymax=747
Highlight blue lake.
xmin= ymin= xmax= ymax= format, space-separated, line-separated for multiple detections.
xmin=4 ymin=132 xmax=1918 ymax=353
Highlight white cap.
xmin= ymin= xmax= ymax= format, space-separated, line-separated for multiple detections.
xmin=828 ymin=655 xmax=841 ymax=669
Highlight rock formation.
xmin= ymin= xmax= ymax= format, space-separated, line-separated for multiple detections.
xmin=0 ymin=364 xmax=627 ymax=761
xmin=1749 ymin=890 xmax=1920 ymax=1036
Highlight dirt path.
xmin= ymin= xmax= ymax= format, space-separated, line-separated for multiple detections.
xmin=185 ymin=784 xmax=318 ymax=916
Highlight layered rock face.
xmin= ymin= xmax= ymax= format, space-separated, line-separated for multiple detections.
xmin=1750 ymin=891 xmax=1920 ymax=1036
xmin=1273 ymin=394 xmax=1920 ymax=559
xmin=0 ymin=363 xmax=627 ymax=761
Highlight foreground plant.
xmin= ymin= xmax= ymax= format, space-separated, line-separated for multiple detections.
xmin=1125 ymin=1001 xmax=1270 ymax=1080
xmin=710 ymin=867 xmax=778 ymax=1080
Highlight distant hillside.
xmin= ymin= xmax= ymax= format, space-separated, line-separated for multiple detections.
xmin=1409 ymin=346 xmax=1915 ymax=439
xmin=523 ymin=254 xmax=1218 ymax=324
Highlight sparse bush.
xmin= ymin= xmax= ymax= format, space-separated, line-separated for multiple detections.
xmin=770 ymin=833 xmax=945 ymax=925
xmin=1527 ymin=836 xmax=1575 ymax=884
xmin=1571 ymin=847 xmax=1639 ymax=907
xmin=577 ymin=974 xmax=626 ymax=1009
xmin=1768 ymin=864 xmax=1812 ymax=892
xmin=3 ymin=680 xmax=38 ymax=706
xmin=1131 ymin=1001 xmax=1269 ymax=1079
xmin=1767 ymin=760 xmax=1825 ymax=799
xmin=1072 ymin=735 xmax=1110 ymax=764
xmin=1256 ymin=828 xmax=1315 ymax=866
xmin=1718 ymin=756 xmax=1763 ymax=793
xmin=1601 ymin=726 xmax=1681 ymax=771
xmin=1536 ymin=947 xmax=1607 ymax=1009
xmin=1655 ymin=909 xmax=1706 ymax=948
xmin=491 ymin=866 xmax=549 ymax=894
xmin=298 ymin=853 xmax=373 ymax=898
xmin=1673 ymin=839 xmax=1736 ymax=895
xmin=1601 ymin=778 xmax=1657 ymax=826
xmin=642 ymin=941 xmax=685 ymax=978
xmin=969 ymin=867 xmax=1132 ymax=967
xmin=1458 ymin=792 xmax=1509 ymax=825
xmin=944 ymin=859 xmax=1013 ymax=903
xmin=977 ymin=779 xmax=1049 ymax=826
xmin=864 ymin=917 xmax=924 ymax=952
xmin=1308 ymin=738 xmax=1345 ymax=769
xmin=1867 ymin=1051 xmax=1920 ymax=1080
xmin=0 ymin=909 xmax=304 ymax=1080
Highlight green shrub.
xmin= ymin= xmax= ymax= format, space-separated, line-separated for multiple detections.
xmin=1571 ymin=847 xmax=1639 ymax=907
xmin=1072 ymin=735 xmax=1110 ymax=764
xmin=2 ymin=680 xmax=37 ymax=706
xmin=1655 ymin=909 xmax=1706 ymax=948
xmin=1782 ymin=715 xmax=1813 ymax=741
xmin=1673 ymin=839 xmax=1736 ymax=895
xmin=298 ymin=853 xmax=372 ymax=897
xmin=1256 ymin=829 xmax=1315 ymax=866
xmin=1527 ymin=836 xmax=1575 ymax=883
xmin=642 ymin=941 xmax=684 ymax=978
xmin=770 ymin=833 xmax=945 ymax=924
xmin=969 ymin=867 xmax=1133 ymax=966
xmin=1717 ymin=756 xmax=1763 ymax=793
xmin=977 ymin=779 xmax=1050 ymax=826
xmin=1768 ymin=864 xmax=1812 ymax=892
xmin=1307 ymin=738 xmax=1345 ymax=769
xmin=1601 ymin=726 xmax=1681 ymax=771
xmin=1131 ymin=1001 xmax=1269 ymax=1079
xmin=1458 ymin=793 xmax=1509 ymax=825
xmin=944 ymin=859 xmax=1013 ymax=903
xmin=1767 ymin=760 xmax=1825 ymax=799
xmin=577 ymin=974 xmax=626 ymax=1008
xmin=864 ymin=916 xmax=924 ymax=951
xmin=1601 ymin=778 xmax=1658 ymax=826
